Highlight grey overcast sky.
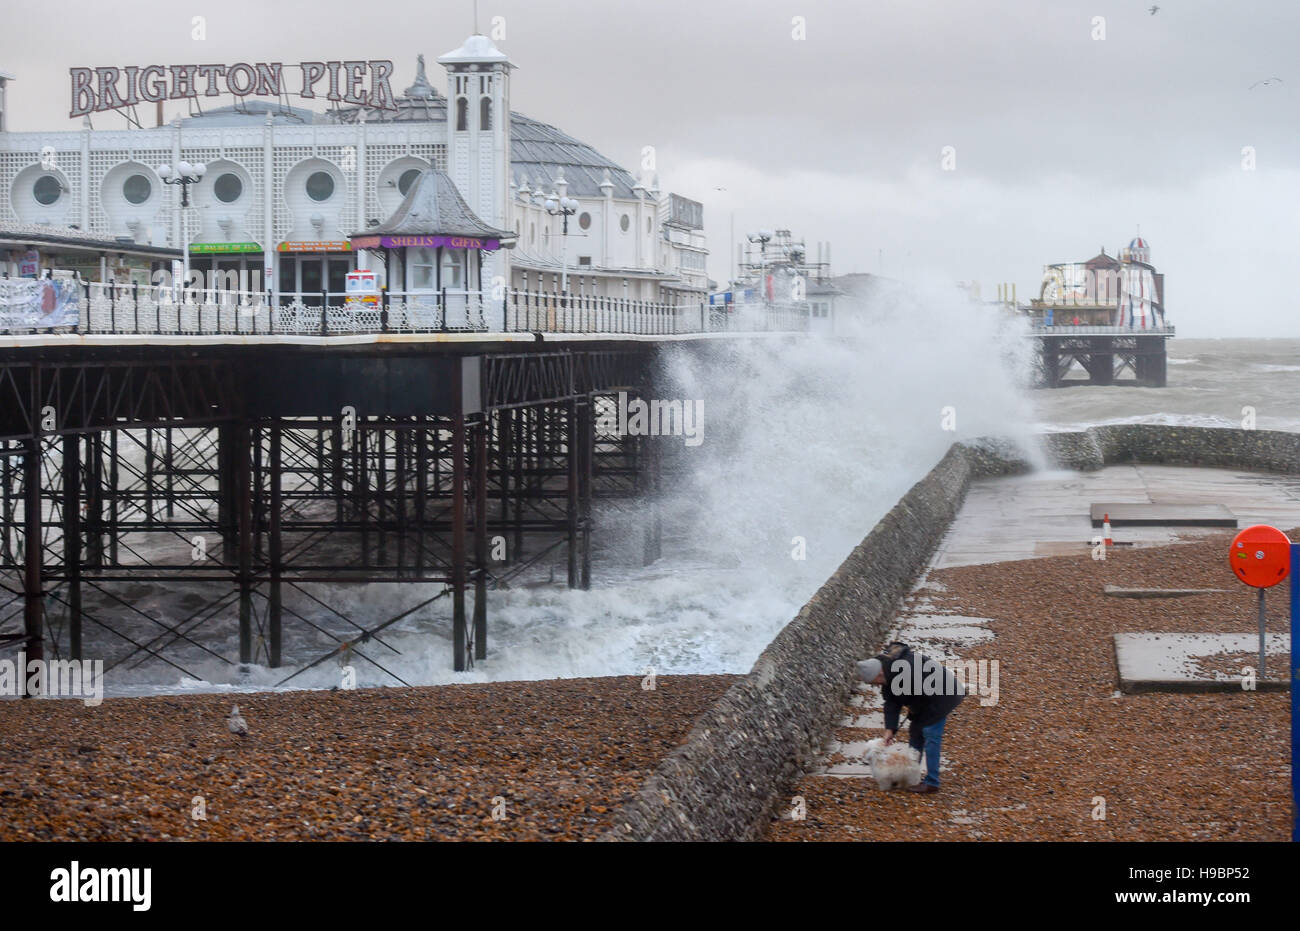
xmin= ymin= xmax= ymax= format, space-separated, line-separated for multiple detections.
xmin=2 ymin=0 xmax=1297 ymax=336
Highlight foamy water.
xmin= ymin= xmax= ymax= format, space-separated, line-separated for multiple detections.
xmin=66 ymin=285 xmax=1040 ymax=696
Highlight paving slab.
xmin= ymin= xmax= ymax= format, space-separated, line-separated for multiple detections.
xmin=837 ymin=711 xmax=886 ymax=729
xmin=1090 ymin=503 xmax=1237 ymax=527
xmin=1113 ymin=632 xmax=1291 ymax=693
xmin=932 ymin=465 xmax=1300 ymax=568
xmin=1104 ymin=585 xmax=1229 ymax=598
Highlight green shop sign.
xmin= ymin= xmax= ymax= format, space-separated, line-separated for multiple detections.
xmin=189 ymin=242 xmax=262 ymax=254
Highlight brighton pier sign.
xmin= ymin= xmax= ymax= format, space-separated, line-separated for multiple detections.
xmin=70 ymin=61 xmax=397 ymax=118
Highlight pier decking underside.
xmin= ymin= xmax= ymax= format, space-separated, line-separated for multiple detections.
xmin=0 ymin=340 xmax=667 ymax=682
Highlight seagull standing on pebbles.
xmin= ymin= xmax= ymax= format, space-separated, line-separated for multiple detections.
xmin=227 ymin=704 xmax=249 ymax=738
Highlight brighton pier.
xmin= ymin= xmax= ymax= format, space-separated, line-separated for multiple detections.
xmin=0 ymin=283 xmax=806 ymax=686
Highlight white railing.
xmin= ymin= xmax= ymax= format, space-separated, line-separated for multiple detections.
xmin=1031 ymin=325 xmax=1176 ymax=336
xmin=0 ymin=281 xmax=813 ymax=338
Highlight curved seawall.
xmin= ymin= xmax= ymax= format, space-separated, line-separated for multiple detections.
xmin=601 ymin=425 xmax=1300 ymax=841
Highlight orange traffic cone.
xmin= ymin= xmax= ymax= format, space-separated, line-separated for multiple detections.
xmin=1103 ymin=513 xmax=1113 ymax=549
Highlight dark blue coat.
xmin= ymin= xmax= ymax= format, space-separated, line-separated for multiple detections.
xmin=882 ymin=645 xmax=965 ymax=736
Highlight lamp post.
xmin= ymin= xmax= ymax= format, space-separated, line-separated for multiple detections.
xmin=158 ymin=160 xmax=206 ymax=287
xmin=540 ymin=192 xmax=579 ymax=293
xmin=748 ymin=230 xmax=772 ymax=301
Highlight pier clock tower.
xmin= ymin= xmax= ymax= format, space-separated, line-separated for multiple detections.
xmin=439 ymin=35 xmax=514 ymax=321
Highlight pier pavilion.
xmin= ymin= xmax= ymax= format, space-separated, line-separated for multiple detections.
xmin=1028 ymin=237 xmax=1174 ymax=387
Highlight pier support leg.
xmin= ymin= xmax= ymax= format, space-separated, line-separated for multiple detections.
xmin=108 ymin=430 xmax=118 ymax=565
xmin=165 ymin=427 xmax=174 ymax=519
xmin=217 ymin=423 xmax=236 ymax=562
xmin=1040 ymin=339 xmax=1060 ymax=389
xmin=580 ymin=398 xmax=592 ymax=591
xmin=331 ymin=420 xmax=346 ymax=524
xmin=236 ymin=423 xmax=253 ymax=667
xmin=452 ymin=409 xmax=468 ymax=671
xmin=513 ymin=407 xmax=524 ymax=559
xmin=415 ymin=417 xmax=428 ymax=574
xmin=63 ymin=434 xmax=82 ymax=662
xmin=473 ymin=417 xmax=488 ymax=661
xmin=642 ymin=428 xmax=662 ymax=566
xmin=268 ymin=422 xmax=282 ymax=668
xmin=22 ymin=438 xmax=43 ymax=695
xmin=1096 ymin=355 xmax=1115 ymax=385
xmin=86 ymin=432 xmax=103 ymax=569
xmin=498 ymin=408 xmax=511 ymax=563
xmin=567 ymin=401 xmax=579 ymax=588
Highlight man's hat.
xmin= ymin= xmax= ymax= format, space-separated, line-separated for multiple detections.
xmin=856 ymin=658 xmax=883 ymax=681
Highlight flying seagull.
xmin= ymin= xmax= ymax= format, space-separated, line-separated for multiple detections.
xmin=1148 ymin=4 xmax=1159 ymax=14
xmin=1249 ymin=77 xmax=1283 ymax=89
xmin=226 ymin=704 xmax=249 ymax=738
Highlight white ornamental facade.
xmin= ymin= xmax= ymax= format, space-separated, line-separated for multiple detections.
xmin=0 ymin=35 xmax=709 ymax=308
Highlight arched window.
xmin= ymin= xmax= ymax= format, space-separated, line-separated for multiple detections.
xmin=456 ymin=97 xmax=468 ymax=131
xmin=479 ymin=96 xmax=492 ymax=131
xmin=441 ymin=249 xmax=463 ymax=289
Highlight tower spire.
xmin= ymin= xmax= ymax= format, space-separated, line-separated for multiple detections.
xmin=404 ymin=54 xmax=436 ymax=99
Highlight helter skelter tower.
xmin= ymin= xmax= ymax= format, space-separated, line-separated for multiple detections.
xmin=1116 ymin=235 xmax=1166 ymax=329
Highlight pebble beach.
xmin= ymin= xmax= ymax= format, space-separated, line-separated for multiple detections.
xmin=2 ymin=521 xmax=1293 ymax=843
xmin=767 ymin=530 xmax=1293 ymax=841
xmin=0 ymin=675 xmax=735 ymax=841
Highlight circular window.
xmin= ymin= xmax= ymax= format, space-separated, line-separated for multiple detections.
xmin=213 ymin=173 xmax=243 ymax=203
xmin=398 ymin=168 xmax=422 ymax=196
xmin=619 ymin=214 xmax=630 ymax=232
xmin=33 ymin=175 xmax=62 ymax=206
xmin=306 ymin=171 xmax=335 ymax=202
xmin=578 ymin=212 xmax=591 ymax=230
xmin=123 ymin=173 xmax=152 ymax=205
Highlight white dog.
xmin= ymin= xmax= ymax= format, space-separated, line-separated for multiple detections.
xmin=863 ymin=737 xmax=923 ymax=791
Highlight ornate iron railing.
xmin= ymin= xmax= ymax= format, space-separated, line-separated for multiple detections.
xmin=0 ymin=280 xmax=812 ymax=338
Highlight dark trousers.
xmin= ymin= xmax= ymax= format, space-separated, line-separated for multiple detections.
xmin=908 ymin=715 xmax=949 ymax=787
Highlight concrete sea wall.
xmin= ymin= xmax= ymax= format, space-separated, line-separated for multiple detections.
xmin=601 ymin=424 xmax=1300 ymax=842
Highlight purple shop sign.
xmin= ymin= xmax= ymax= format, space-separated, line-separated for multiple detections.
xmin=354 ymin=234 xmax=500 ymax=251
